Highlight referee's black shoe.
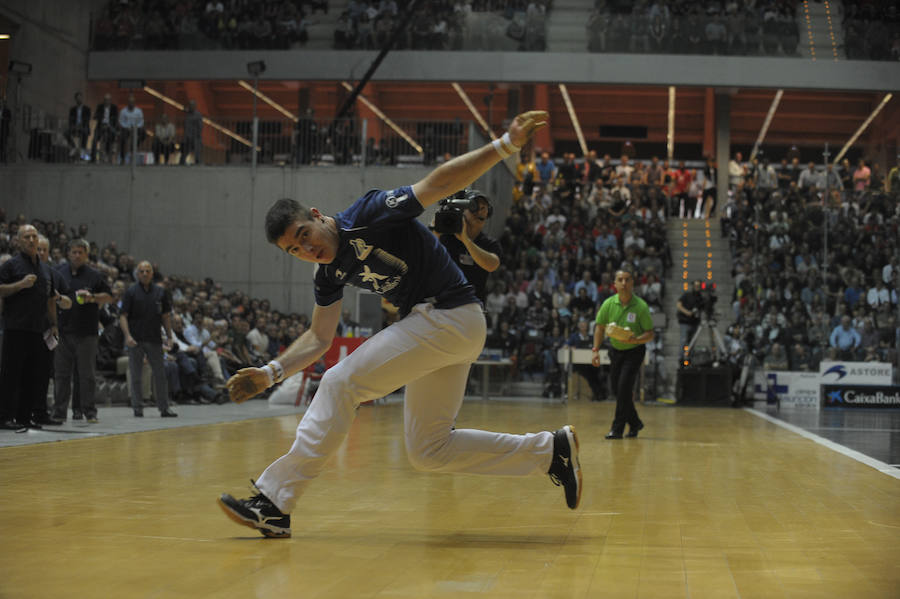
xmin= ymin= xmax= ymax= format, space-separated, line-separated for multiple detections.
xmin=218 ymin=481 xmax=291 ymax=538
xmin=548 ymin=425 xmax=582 ymax=509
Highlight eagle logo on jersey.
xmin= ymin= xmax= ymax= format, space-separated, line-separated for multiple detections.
xmin=359 ymin=265 xmax=389 ymax=291
xmin=350 ymin=238 xmax=373 ymax=260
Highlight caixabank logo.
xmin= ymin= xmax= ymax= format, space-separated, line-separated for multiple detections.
xmin=822 ymin=384 xmax=900 ymax=409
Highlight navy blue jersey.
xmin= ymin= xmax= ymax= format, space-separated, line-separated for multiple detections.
xmin=314 ymin=186 xmax=479 ymax=317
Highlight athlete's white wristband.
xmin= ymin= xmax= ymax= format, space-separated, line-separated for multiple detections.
xmin=491 ymin=132 xmax=521 ymax=159
xmin=267 ymin=359 xmax=286 ymax=383
xmin=260 ymin=365 xmax=275 ymax=387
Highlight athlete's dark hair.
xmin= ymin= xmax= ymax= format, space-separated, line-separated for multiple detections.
xmin=265 ymin=198 xmax=311 ymax=243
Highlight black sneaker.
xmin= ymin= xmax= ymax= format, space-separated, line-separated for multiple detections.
xmin=548 ymin=425 xmax=582 ymax=510
xmin=218 ymin=482 xmax=291 ymax=538
xmin=72 ymin=412 xmax=84 ymax=421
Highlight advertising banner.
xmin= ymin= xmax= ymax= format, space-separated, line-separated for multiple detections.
xmin=753 ymin=371 xmax=821 ymax=408
xmin=818 ymin=361 xmax=892 ymax=385
xmin=821 ymin=384 xmax=900 ymax=409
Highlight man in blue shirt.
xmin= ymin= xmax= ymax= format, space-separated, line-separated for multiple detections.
xmin=829 ymin=315 xmax=860 ymax=360
xmin=218 ymin=111 xmax=583 ymax=538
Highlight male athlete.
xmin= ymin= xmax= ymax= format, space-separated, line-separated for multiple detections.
xmin=218 ymin=111 xmax=582 ymax=538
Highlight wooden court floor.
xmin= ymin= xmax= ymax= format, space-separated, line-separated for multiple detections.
xmin=1 ymin=400 xmax=898 ymax=599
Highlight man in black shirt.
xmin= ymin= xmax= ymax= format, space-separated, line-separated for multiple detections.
xmin=435 ymin=189 xmax=502 ymax=303
xmin=676 ymin=280 xmax=703 ymax=363
xmin=53 ymin=239 xmax=113 ymax=423
xmin=34 ymin=234 xmax=71 ymax=427
xmin=0 ymin=225 xmax=58 ymax=431
xmin=119 ymin=261 xmax=177 ymax=418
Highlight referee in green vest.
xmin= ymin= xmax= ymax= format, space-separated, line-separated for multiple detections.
xmin=592 ymin=268 xmax=654 ymax=439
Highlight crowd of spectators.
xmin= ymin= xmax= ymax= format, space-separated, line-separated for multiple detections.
xmin=480 ymin=148 xmax=675 ymax=392
xmin=588 ymin=0 xmax=801 ymax=56
xmin=842 ymin=1 xmax=900 ymax=61
xmin=93 ymin=0 xmax=328 ymax=51
xmin=0 ymin=209 xmax=321 ymax=407
xmin=91 ymin=0 xmax=551 ymax=52
xmin=720 ymin=152 xmax=900 ymax=376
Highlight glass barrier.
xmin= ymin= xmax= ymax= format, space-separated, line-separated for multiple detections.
xmin=0 ymin=110 xmax=472 ymax=168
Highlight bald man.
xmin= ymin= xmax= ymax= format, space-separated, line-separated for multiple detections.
xmin=0 ymin=225 xmax=59 ymax=431
xmin=119 ymin=261 xmax=177 ymax=417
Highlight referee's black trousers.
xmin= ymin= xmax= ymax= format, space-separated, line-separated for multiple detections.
xmin=608 ymin=345 xmax=645 ymax=433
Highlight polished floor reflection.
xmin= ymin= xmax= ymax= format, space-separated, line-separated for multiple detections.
xmin=756 ymin=404 xmax=900 ymax=467
xmin=1 ymin=400 xmax=898 ymax=598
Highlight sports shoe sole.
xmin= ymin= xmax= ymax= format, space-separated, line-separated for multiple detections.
xmin=216 ymin=497 xmax=291 ymax=538
xmin=565 ymin=425 xmax=582 ymax=510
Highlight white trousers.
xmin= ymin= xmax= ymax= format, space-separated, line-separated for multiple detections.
xmin=256 ymin=302 xmax=554 ymax=513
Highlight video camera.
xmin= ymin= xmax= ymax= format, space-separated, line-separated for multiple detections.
xmin=696 ymin=281 xmax=718 ymax=319
xmin=433 ymin=189 xmax=491 ymax=235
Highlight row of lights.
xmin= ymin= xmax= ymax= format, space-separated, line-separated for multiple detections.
xmin=681 ymin=219 xmax=714 ymax=367
xmin=823 ymin=1 xmax=840 ymax=61
xmin=803 ymin=0 xmax=816 ymax=61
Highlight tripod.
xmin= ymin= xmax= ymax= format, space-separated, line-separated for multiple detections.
xmin=685 ymin=315 xmax=728 ymax=366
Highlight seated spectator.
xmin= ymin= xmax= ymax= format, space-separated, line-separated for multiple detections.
xmin=829 ymin=315 xmax=861 ymax=360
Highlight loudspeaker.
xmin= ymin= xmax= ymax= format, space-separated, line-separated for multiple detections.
xmin=676 ymin=366 xmax=732 ymax=405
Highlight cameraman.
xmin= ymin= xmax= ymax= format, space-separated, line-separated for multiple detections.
xmin=433 ymin=189 xmax=501 ymax=303
xmin=676 ymin=279 xmax=703 ymax=362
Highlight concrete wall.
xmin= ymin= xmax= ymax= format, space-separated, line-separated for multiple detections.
xmin=88 ymin=50 xmax=900 ymax=92
xmin=2 ymin=163 xmax=512 ymax=316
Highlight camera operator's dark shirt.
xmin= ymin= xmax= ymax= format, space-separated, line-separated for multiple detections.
xmin=439 ymin=232 xmax=502 ymax=303
xmin=677 ymin=291 xmax=702 ymax=325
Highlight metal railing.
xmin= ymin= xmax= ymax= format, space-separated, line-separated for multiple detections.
xmin=0 ymin=110 xmax=472 ymax=169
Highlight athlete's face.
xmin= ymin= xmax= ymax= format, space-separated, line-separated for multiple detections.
xmin=276 ymin=208 xmax=339 ymax=264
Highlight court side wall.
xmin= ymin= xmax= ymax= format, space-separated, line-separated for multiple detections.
xmin=3 ymin=165 xmax=512 ymax=316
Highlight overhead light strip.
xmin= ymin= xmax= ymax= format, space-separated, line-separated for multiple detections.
xmin=559 ymin=84 xmax=587 ymax=158
xmin=340 ymin=81 xmax=422 ymax=154
xmin=833 ymin=93 xmax=893 ymax=165
xmin=750 ymin=89 xmax=784 ymax=161
xmin=451 ymin=82 xmax=496 ymax=140
xmin=237 ymin=80 xmax=298 ymax=122
xmin=667 ymin=86 xmax=676 ymax=161
xmin=143 ymin=85 xmax=257 ymax=149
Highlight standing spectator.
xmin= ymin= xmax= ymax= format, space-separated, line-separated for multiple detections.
xmin=181 ymin=100 xmax=203 ymax=165
xmin=593 ymin=268 xmax=654 ymax=439
xmin=153 ymin=113 xmax=176 ymax=165
xmin=829 ymin=315 xmax=861 ymax=360
xmin=886 ymin=154 xmax=900 ymax=194
xmin=853 ymin=158 xmax=871 ymax=193
xmin=91 ymin=93 xmax=118 ymax=163
xmin=34 ymin=235 xmax=71 ymax=427
xmin=52 ymin=239 xmax=112 ymax=423
xmin=119 ymin=261 xmax=178 ymax=418
xmin=797 ymin=161 xmax=820 ymax=191
xmin=118 ymin=94 xmax=145 ymax=164
xmin=728 ymin=151 xmax=746 ymax=190
xmin=0 ymin=225 xmax=58 ymax=431
xmin=536 ymin=151 xmax=558 ymax=189
xmin=67 ymin=92 xmax=91 ymax=159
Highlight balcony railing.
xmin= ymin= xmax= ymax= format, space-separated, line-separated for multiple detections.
xmin=0 ymin=109 xmax=472 ymax=168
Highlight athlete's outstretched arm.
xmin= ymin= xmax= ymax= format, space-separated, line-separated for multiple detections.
xmin=227 ymin=300 xmax=343 ymax=403
xmin=412 ymin=110 xmax=548 ymax=208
